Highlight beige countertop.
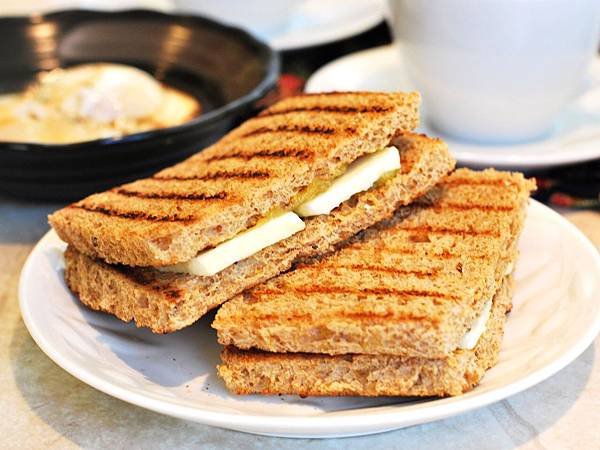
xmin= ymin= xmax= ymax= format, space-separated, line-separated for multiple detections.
xmin=1 ymin=195 xmax=599 ymax=449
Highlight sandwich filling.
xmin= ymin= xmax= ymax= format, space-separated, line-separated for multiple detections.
xmin=295 ymin=146 xmax=401 ymax=217
xmin=459 ymin=299 xmax=493 ymax=350
xmin=159 ymin=212 xmax=305 ymax=277
xmin=160 ymin=146 xmax=401 ymax=276
xmin=456 ymin=262 xmax=514 ymax=349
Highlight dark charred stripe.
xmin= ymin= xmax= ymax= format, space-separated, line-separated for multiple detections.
xmin=259 ymin=105 xmax=393 ymax=117
xmin=204 ymin=148 xmax=314 ymax=163
xmin=72 ymin=204 xmax=194 ymax=222
xmin=298 ymin=91 xmax=386 ymax=98
xmin=248 ymin=311 xmax=434 ymax=324
xmin=444 ymin=178 xmax=521 ymax=188
xmin=433 ymin=202 xmax=516 ymax=212
xmin=355 ymin=245 xmax=488 ymax=260
xmin=247 ymin=312 xmax=313 ymax=322
xmin=113 ymin=188 xmax=229 ymax=201
xmin=153 ymin=170 xmax=270 ymax=182
xmin=398 ymin=225 xmax=500 ymax=238
xmin=251 ymin=286 xmax=458 ymax=300
xmin=296 ymin=263 xmax=438 ymax=277
xmin=240 ymin=124 xmax=352 ymax=138
xmin=340 ymin=311 xmax=436 ymax=323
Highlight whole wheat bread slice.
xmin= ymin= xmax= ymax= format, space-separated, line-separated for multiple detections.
xmin=63 ymin=133 xmax=454 ymax=333
xmin=218 ymin=275 xmax=514 ymax=397
xmin=213 ymin=169 xmax=535 ymax=358
xmin=50 ymin=92 xmax=420 ymax=267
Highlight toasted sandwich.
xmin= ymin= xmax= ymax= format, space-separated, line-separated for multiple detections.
xmin=214 ymin=168 xmax=536 ymax=396
xmin=49 ymin=92 xmax=455 ymax=333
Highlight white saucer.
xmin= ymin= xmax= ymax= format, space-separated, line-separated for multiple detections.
xmin=19 ymin=201 xmax=600 ymax=437
xmin=174 ymin=0 xmax=385 ymax=51
xmin=306 ymin=45 xmax=600 ymax=169
xmin=268 ymin=0 xmax=385 ymax=51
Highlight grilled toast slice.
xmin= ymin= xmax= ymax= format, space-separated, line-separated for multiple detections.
xmin=63 ymin=133 xmax=454 ymax=333
xmin=218 ymin=275 xmax=514 ymax=397
xmin=50 ymin=92 xmax=420 ymax=267
xmin=213 ymin=169 xmax=535 ymax=358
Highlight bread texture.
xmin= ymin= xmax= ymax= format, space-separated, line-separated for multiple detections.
xmin=63 ymin=133 xmax=455 ymax=333
xmin=218 ymin=275 xmax=514 ymax=397
xmin=50 ymin=92 xmax=420 ymax=267
xmin=213 ymin=169 xmax=535 ymax=358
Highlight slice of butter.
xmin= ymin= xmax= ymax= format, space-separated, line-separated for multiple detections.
xmin=294 ymin=146 xmax=401 ymax=217
xmin=159 ymin=212 xmax=305 ymax=276
xmin=459 ymin=299 xmax=492 ymax=350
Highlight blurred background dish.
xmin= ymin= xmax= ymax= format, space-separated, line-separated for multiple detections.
xmin=0 ymin=62 xmax=202 ymax=144
xmin=0 ymin=9 xmax=279 ymax=200
xmin=173 ymin=0 xmax=386 ymax=51
xmin=306 ymin=45 xmax=600 ymax=170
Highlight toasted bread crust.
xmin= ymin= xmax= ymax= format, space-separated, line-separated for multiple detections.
xmin=50 ymin=92 xmax=420 ymax=267
xmin=217 ymin=276 xmax=514 ymax=397
xmin=213 ymin=169 xmax=535 ymax=358
xmin=63 ymin=133 xmax=454 ymax=332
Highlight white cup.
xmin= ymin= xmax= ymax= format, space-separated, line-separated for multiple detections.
xmin=387 ymin=0 xmax=600 ymax=143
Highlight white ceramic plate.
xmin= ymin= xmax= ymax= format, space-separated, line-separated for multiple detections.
xmin=306 ymin=45 xmax=600 ymax=169
xmin=174 ymin=0 xmax=385 ymax=51
xmin=19 ymin=201 xmax=600 ymax=438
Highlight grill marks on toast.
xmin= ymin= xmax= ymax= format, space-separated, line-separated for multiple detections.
xmin=443 ymin=177 xmax=524 ymax=188
xmin=246 ymin=311 xmax=435 ymax=324
xmin=258 ymin=104 xmax=394 ymax=118
xmin=242 ymin=172 xmax=515 ymax=306
xmin=70 ymin=105 xmax=384 ymax=227
xmin=113 ymin=188 xmax=231 ymax=202
xmin=87 ymin=174 xmax=250 ymax=223
xmin=363 ymin=244 xmax=489 ymax=261
xmin=239 ymin=94 xmax=409 ymax=150
xmin=433 ymin=202 xmax=516 ymax=213
xmin=269 ymin=176 xmax=516 ymax=303
xmin=152 ymin=169 xmax=271 ymax=182
xmin=257 ymin=91 xmax=409 ymax=118
xmin=249 ymin=286 xmax=459 ymax=302
xmin=240 ymin=124 xmax=356 ymax=139
xmin=204 ymin=148 xmax=315 ymax=163
xmin=295 ymin=263 xmax=439 ymax=278
xmin=71 ymin=204 xmax=195 ymax=223
xmin=50 ymin=92 xmax=424 ymax=269
xmin=398 ymin=225 xmax=501 ymax=238
xmin=340 ymin=311 xmax=435 ymax=322
xmin=213 ymin=168 xmax=534 ymax=358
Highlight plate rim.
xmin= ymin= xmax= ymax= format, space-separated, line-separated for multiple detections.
xmin=305 ymin=44 xmax=600 ymax=169
xmin=269 ymin=0 xmax=384 ymax=51
xmin=18 ymin=200 xmax=600 ymax=438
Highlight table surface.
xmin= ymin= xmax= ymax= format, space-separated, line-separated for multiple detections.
xmin=1 ymin=195 xmax=600 ymax=449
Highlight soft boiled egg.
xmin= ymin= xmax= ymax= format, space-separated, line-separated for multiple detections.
xmin=0 ymin=63 xmax=201 ymax=144
xmin=36 ymin=64 xmax=165 ymax=123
